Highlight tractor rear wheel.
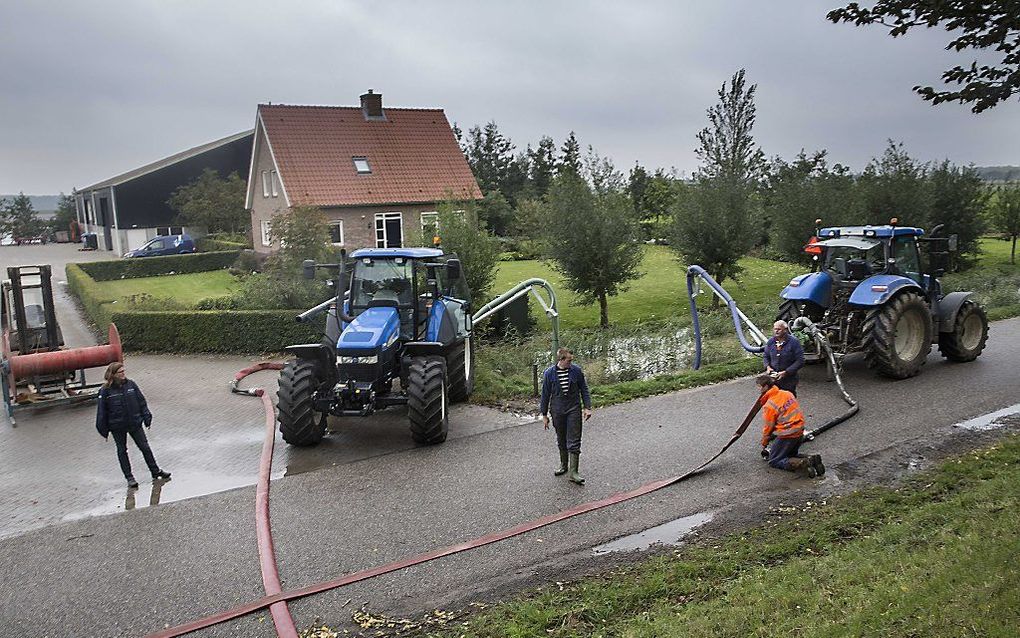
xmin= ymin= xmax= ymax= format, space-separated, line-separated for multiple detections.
xmin=407 ymin=356 xmax=449 ymax=444
xmin=277 ymin=360 xmax=327 ymax=446
xmin=447 ymin=337 xmax=475 ymax=403
xmin=862 ymin=291 xmax=932 ymax=379
xmin=938 ymin=300 xmax=989 ymax=362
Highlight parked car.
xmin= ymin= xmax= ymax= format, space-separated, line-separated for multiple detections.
xmin=123 ymin=234 xmax=196 ymax=258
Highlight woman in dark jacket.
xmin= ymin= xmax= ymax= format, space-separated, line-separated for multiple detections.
xmin=96 ymin=362 xmax=170 ymax=488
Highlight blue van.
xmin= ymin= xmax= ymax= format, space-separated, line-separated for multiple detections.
xmin=123 ymin=234 xmax=196 ymax=258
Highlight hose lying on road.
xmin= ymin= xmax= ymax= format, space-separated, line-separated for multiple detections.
xmin=146 ymin=379 xmax=767 ymax=638
xmin=147 ymin=362 xmax=298 ymax=638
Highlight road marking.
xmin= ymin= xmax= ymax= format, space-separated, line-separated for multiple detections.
xmin=953 ymin=403 xmax=1020 ymax=431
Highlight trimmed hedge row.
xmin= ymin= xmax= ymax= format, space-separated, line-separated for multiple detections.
xmin=77 ymin=251 xmax=240 ymax=281
xmin=111 ymin=309 xmax=320 ymax=353
xmin=196 ymin=237 xmax=248 ymax=252
xmin=66 ymin=261 xmax=320 ymax=353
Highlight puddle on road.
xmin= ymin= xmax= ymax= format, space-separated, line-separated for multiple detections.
xmin=592 ymin=511 xmax=713 ymax=555
xmin=953 ymin=403 xmax=1020 ymax=431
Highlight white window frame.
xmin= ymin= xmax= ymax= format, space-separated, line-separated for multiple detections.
xmin=374 ymin=212 xmax=403 ymax=248
xmin=261 ymin=171 xmax=270 ymax=198
xmin=328 ymin=220 xmax=344 ymax=246
xmin=270 ymin=170 xmax=279 ymax=197
xmin=420 ymin=211 xmax=439 ymax=235
xmin=155 ymin=226 xmax=183 ymax=236
xmin=353 ymin=157 xmax=371 ymax=174
xmin=260 ymin=220 xmax=272 ymax=247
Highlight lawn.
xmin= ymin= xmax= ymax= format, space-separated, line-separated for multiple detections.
xmin=93 ymin=270 xmax=241 ymax=307
xmin=493 ymin=246 xmax=803 ymax=330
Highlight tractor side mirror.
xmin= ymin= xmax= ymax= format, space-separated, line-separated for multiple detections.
xmin=302 ymin=259 xmax=316 ymax=280
xmin=446 ymin=259 xmax=462 ymax=281
xmin=948 ymin=234 xmax=958 ymax=252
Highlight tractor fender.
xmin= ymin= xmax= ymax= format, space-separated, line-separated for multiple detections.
xmin=848 ymin=275 xmax=921 ymax=307
xmin=780 ymin=272 xmax=832 ymax=308
xmin=425 ymin=300 xmax=459 ymax=345
xmin=283 ymin=344 xmax=336 ymax=378
xmin=935 ymin=291 xmax=975 ymax=333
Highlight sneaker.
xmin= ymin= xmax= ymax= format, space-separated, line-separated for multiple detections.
xmin=126 ymin=477 xmax=139 ymax=489
xmin=152 ymin=470 xmax=172 ymax=480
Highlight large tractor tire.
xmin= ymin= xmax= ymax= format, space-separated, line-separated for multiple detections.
xmin=776 ymin=299 xmax=824 ymax=324
xmin=861 ymin=291 xmax=933 ymax=379
xmin=407 ymin=356 xmax=449 ymax=444
xmin=938 ymin=300 xmax=989 ymax=362
xmin=447 ymin=337 xmax=476 ymax=403
xmin=277 ymin=360 xmax=327 ymax=446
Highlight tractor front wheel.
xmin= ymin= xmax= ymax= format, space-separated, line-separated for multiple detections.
xmin=407 ymin=356 xmax=449 ymax=444
xmin=277 ymin=360 xmax=327 ymax=446
xmin=447 ymin=337 xmax=475 ymax=403
xmin=862 ymin=291 xmax=932 ymax=379
xmin=938 ymin=300 xmax=989 ymax=362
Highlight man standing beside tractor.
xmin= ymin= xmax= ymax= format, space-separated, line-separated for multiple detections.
xmin=540 ymin=348 xmax=593 ymax=485
xmin=763 ymin=319 xmax=805 ymax=396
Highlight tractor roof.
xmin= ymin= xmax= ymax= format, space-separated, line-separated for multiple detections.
xmin=818 ymin=225 xmax=924 ymax=239
xmin=350 ymin=247 xmax=444 ymax=259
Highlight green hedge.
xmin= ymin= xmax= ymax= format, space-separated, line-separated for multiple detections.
xmin=66 ymin=260 xmax=320 ymax=353
xmin=77 ymin=251 xmax=240 ymax=281
xmin=111 ymin=309 xmax=320 ymax=353
xmin=196 ymin=237 xmax=248 ymax=252
xmin=66 ymin=263 xmax=116 ymax=327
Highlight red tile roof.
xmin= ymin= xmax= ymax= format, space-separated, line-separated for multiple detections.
xmin=259 ymin=104 xmax=481 ymax=207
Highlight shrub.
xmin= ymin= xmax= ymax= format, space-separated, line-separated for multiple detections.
xmin=111 ymin=309 xmax=321 ymax=353
xmin=77 ymin=251 xmax=240 ymax=281
xmin=229 ymin=249 xmax=268 ymax=275
xmin=197 ymin=237 xmax=248 ymax=252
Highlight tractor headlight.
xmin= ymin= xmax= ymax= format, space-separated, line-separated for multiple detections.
xmin=339 ymin=355 xmax=378 ymax=364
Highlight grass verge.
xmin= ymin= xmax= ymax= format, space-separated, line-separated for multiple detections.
xmin=408 ymin=433 xmax=1020 ymax=638
xmin=93 ymin=270 xmax=241 ymax=307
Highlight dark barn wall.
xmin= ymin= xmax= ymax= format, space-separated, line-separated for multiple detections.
xmin=114 ymin=134 xmax=253 ymax=229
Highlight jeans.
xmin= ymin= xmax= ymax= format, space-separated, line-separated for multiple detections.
xmin=767 ymin=436 xmax=803 ymax=471
xmin=552 ymin=409 xmax=583 ymax=454
xmin=111 ymin=426 xmax=159 ymax=478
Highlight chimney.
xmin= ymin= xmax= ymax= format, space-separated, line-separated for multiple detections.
xmin=360 ymin=89 xmax=384 ymax=119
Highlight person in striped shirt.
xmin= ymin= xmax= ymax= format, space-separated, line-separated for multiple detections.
xmin=540 ymin=348 xmax=593 ymax=485
xmin=756 ymin=374 xmax=824 ymax=477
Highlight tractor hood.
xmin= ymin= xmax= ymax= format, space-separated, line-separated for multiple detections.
xmin=337 ymin=306 xmax=400 ymax=353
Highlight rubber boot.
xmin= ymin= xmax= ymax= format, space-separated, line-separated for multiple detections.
xmin=554 ymin=450 xmax=568 ymax=476
xmin=806 ymin=454 xmax=825 ymax=477
xmin=787 ymin=457 xmax=817 ymax=478
xmin=568 ymin=453 xmax=585 ymax=485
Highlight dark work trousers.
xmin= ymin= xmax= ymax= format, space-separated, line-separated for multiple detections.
xmin=552 ymin=409 xmax=583 ymax=454
xmin=768 ymin=436 xmax=803 ymax=471
xmin=112 ymin=427 xmax=159 ymax=478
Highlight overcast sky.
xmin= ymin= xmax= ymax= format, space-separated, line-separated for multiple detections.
xmin=1 ymin=0 xmax=1017 ymax=195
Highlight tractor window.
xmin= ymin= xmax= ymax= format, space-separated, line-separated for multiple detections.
xmin=350 ymin=258 xmax=414 ymax=308
xmin=824 ymin=243 xmax=883 ymax=280
xmin=892 ymin=236 xmax=923 ymax=284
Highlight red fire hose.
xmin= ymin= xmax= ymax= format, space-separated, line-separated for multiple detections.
xmin=145 ymin=377 xmax=765 ymax=638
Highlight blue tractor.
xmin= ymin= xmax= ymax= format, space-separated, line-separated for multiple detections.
xmin=278 ymin=247 xmax=474 ymax=446
xmin=778 ymin=222 xmax=989 ymax=379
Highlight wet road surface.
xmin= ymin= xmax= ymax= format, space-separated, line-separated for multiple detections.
xmin=2 ymin=244 xmax=1019 ymax=637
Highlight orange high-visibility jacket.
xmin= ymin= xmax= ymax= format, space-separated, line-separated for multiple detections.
xmin=760 ymin=385 xmax=805 ymax=447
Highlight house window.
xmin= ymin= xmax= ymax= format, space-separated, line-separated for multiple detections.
xmin=328 ymin=220 xmax=344 ymax=246
xmin=260 ymin=220 xmax=272 ymax=247
xmin=156 ymin=226 xmax=183 ymax=236
xmin=261 ymin=171 xmax=270 ymax=198
xmin=374 ymin=212 xmax=403 ymax=248
xmin=420 ymin=212 xmax=439 ymax=237
xmin=270 ymin=170 xmax=279 ymax=197
xmin=353 ymin=157 xmax=371 ymax=174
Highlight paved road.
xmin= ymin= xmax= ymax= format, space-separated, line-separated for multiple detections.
xmin=2 ymin=243 xmax=1018 ymax=637
xmin=0 ymin=315 xmax=1016 ymax=637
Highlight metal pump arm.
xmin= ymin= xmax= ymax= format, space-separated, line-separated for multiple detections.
xmin=473 ymin=278 xmax=559 ymax=361
xmin=686 ymin=265 xmax=768 ymax=370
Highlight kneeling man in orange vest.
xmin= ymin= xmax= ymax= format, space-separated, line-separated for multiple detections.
xmin=756 ymin=374 xmax=824 ymax=477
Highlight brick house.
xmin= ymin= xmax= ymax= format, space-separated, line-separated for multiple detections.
xmin=246 ymin=91 xmax=481 ymax=253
